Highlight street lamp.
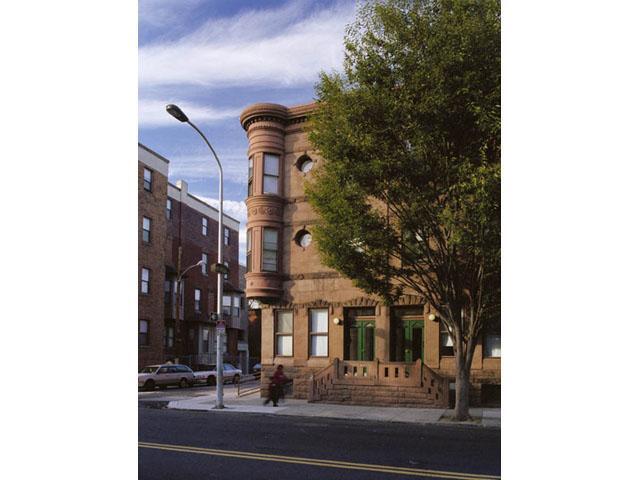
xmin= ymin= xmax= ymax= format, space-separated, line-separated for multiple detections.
xmin=167 ymin=104 xmax=226 ymax=409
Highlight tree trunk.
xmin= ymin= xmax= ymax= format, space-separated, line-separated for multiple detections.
xmin=453 ymin=354 xmax=471 ymax=421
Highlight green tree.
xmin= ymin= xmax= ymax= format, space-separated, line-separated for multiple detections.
xmin=306 ymin=0 xmax=500 ymax=420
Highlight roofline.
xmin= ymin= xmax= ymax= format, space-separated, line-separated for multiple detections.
xmin=138 ymin=143 xmax=170 ymax=164
xmin=167 ymin=182 xmax=242 ymax=226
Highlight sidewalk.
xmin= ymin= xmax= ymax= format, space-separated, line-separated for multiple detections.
xmin=167 ymin=392 xmax=500 ymax=428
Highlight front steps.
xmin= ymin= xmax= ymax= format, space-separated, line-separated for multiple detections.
xmin=316 ymin=383 xmax=443 ymax=408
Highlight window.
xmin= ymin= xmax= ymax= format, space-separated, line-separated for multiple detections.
xmin=202 ymin=328 xmax=210 ymax=352
xmin=139 ymin=320 xmax=149 ymax=346
xmin=440 ymin=321 xmax=454 ymax=356
xmin=296 ymin=154 xmax=314 ymax=173
xmin=233 ymin=296 xmax=241 ymax=317
xmin=246 ymin=229 xmax=252 ymax=273
xmin=142 ymin=216 xmax=151 ymax=243
xmin=224 ymin=227 xmax=230 ymax=246
xmin=165 ymin=326 xmax=174 ymax=348
xmin=309 ymin=309 xmax=329 ymax=357
xmin=262 ymin=228 xmax=278 ymax=272
xmin=275 ymin=311 xmax=293 ymax=356
xmin=166 ymin=199 xmax=172 ymax=220
xmin=248 ymin=156 xmax=254 ymax=196
xmin=295 ymin=229 xmax=312 ymax=248
xmin=202 ymin=253 xmax=208 ymax=275
xmin=194 ymin=288 xmax=201 ymax=312
xmin=164 ymin=280 xmax=171 ymax=304
xmin=263 ymin=154 xmax=279 ymax=194
xmin=223 ymin=295 xmax=231 ymax=315
xmin=224 ymin=261 xmax=229 ymax=280
xmin=484 ymin=334 xmax=501 ymax=358
xmin=141 ymin=268 xmax=150 ymax=294
xmin=202 ymin=217 xmax=208 ymax=236
xmin=143 ymin=168 xmax=152 ymax=191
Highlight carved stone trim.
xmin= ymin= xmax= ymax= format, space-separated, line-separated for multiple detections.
xmin=343 ymin=297 xmax=379 ymax=307
xmin=248 ymin=205 xmax=283 ymax=218
xmin=395 ymin=295 xmax=426 ymax=306
xmin=282 ymin=272 xmax=341 ymax=281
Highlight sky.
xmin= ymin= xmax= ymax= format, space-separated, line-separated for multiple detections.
xmin=138 ymin=0 xmax=357 ymax=264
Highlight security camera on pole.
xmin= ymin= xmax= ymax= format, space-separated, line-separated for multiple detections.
xmin=167 ymin=103 xmax=227 ymax=409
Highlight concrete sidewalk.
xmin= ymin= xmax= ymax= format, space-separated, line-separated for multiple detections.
xmin=167 ymin=392 xmax=500 ymax=428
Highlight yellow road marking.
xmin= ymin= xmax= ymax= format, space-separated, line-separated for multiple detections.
xmin=138 ymin=441 xmax=500 ymax=480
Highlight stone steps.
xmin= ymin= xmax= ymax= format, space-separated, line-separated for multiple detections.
xmin=316 ymin=383 xmax=440 ymax=408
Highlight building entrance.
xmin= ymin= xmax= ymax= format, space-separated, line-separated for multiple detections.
xmin=390 ymin=307 xmax=424 ymax=362
xmin=344 ymin=307 xmax=376 ymax=361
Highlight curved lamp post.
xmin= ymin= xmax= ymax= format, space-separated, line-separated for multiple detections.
xmin=167 ymin=104 xmax=226 ymax=409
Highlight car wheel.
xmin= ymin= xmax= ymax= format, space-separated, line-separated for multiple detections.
xmin=179 ymin=378 xmax=188 ymax=389
xmin=144 ymin=380 xmax=155 ymax=391
xmin=207 ymin=376 xmax=216 ymax=386
xmin=233 ymin=374 xmax=240 ymax=385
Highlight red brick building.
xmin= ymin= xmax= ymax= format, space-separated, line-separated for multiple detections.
xmin=138 ymin=144 xmax=248 ymax=371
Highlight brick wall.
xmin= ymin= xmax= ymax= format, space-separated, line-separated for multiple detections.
xmin=138 ymin=162 xmax=168 ymax=368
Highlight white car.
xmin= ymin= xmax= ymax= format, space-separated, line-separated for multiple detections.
xmin=138 ymin=364 xmax=195 ymax=391
xmin=192 ymin=363 xmax=242 ymax=386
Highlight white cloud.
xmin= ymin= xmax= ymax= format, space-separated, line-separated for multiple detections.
xmin=139 ymin=0 xmax=355 ymax=89
xmin=168 ymin=150 xmax=248 ymax=185
xmin=139 ymin=99 xmax=240 ymax=127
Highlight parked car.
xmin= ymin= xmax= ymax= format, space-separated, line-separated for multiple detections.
xmin=192 ymin=363 xmax=242 ymax=386
xmin=251 ymin=363 xmax=262 ymax=379
xmin=138 ymin=364 xmax=195 ymax=391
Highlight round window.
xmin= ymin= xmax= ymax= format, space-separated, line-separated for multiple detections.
xmin=295 ymin=229 xmax=312 ymax=248
xmin=296 ymin=154 xmax=314 ymax=173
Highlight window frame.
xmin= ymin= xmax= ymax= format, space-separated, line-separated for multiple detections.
xmin=246 ymin=228 xmax=252 ymax=273
xmin=262 ymin=153 xmax=280 ymax=195
xmin=275 ymin=310 xmax=293 ymax=357
xmin=139 ymin=319 xmax=149 ymax=346
xmin=142 ymin=216 xmax=151 ymax=243
xmin=309 ymin=308 xmax=329 ymax=357
xmin=143 ymin=168 xmax=152 ymax=191
xmin=201 ymin=253 xmax=208 ymax=276
xmin=439 ymin=321 xmax=454 ymax=357
xmin=166 ymin=199 xmax=172 ymax=220
xmin=224 ymin=227 xmax=230 ymax=246
xmin=483 ymin=333 xmax=501 ymax=358
xmin=223 ymin=295 xmax=232 ymax=316
xmin=223 ymin=261 xmax=229 ymax=280
xmin=262 ymin=228 xmax=278 ymax=272
xmin=165 ymin=326 xmax=175 ymax=348
xmin=202 ymin=217 xmax=208 ymax=236
xmin=141 ymin=267 xmax=150 ymax=294
xmin=248 ymin=156 xmax=254 ymax=196
xmin=194 ymin=288 xmax=201 ymax=312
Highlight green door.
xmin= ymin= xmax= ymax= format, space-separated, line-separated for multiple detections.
xmin=346 ymin=320 xmax=375 ymax=361
xmin=402 ymin=320 xmax=424 ymax=362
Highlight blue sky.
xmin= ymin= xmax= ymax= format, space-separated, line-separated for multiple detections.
xmin=138 ymin=0 xmax=357 ymax=263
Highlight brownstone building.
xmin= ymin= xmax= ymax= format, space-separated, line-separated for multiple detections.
xmin=240 ymin=103 xmax=500 ymax=407
xmin=138 ymin=144 xmax=248 ymax=371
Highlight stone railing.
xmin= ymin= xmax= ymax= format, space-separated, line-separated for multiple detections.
xmin=308 ymin=359 xmax=338 ymax=402
xmin=421 ymin=364 xmax=449 ymax=407
xmin=309 ymin=358 xmax=451 ymax=407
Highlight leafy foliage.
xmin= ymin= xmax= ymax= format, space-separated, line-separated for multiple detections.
xmin=306 ymin=0 xmax=500 ymax=374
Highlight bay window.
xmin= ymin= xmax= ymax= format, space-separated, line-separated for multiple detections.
xmin=263 ymin=154 xmax=279 ymax=194
xmin=262 ymin=228 xmax=278 ymax=272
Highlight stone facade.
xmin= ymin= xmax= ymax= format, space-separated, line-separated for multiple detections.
xmin=239 ymin=104 xmax=500 ymax=406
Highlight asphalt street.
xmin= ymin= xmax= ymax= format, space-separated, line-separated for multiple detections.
xmin=139 ymin=406 xmax=500 ymax=480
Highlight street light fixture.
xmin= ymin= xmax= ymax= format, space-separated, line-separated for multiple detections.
xmin=167 ymin=103 xmax=226 ymax=409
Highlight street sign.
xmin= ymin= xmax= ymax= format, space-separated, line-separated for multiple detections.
xmin=216 ymin=320 xmax=226 ymax=335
